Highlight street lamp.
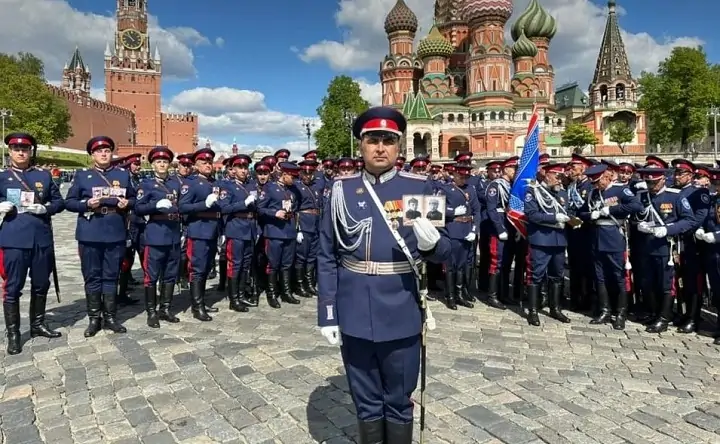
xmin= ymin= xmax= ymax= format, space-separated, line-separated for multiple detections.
xmin=343 ymin=110 xmax=356 ymax=157
xmin=708 ymin=106 xmax=719 ymax=160
xmin=302 ymin=119 xmax=314 ymax=151
xmin=0 ymin=109 xmax=13 ymax=168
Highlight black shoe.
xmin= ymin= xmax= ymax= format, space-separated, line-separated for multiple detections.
xmin=29 ymin=294 xmax=61 ymax=338
xmin=102 ymin=293 xmax=127 ymax=333
xmin=158 ymin=283 xmax=180 ymax=323
xmin=677 ymin=292 xmax=700 ymax=333
xmin=444 ymin=271 xmax=457 ymax=310
xmin=590 ymin=283 xmax=612 ymax=324
xmin=647 ymin=291 xmax=673 ymax=333
xmin=462 ymin=265 xmax=477 ymax=302
xmin=548 ymin=281 xmax=570 ymax=323
xmin=455 ymin=271 xmax=474 ymax=308
xmin=526 ymin=285 xmax=541 ymax=326
xmin=266 ymin=272 xmax=281 ymax=309
xmin=486 ymin=273 xmax=506 ymax=310
xmin=358 ymin=418 xmax=384 ymax=444
xmin=190 ymin=281 xmax=213 ymax=321
xmin=144 ymin=286 xmax=160 ymax=328
xmin=294 ymin=267 xmax=312 ymax=298
xmin=307 ymin=263 xmax=318 ymax=293
xmin=3 ymin=302 xmax=22 ymax=355
xmin=117 ymin=272 xmax=138 ymax=306
xmin=84 ymin=293 xmax=103 ymax=337
xmin=302 ymin=266 xmax=318 ymax=297
xmin=280 ymin=270 xmax=300 ymax=304
xmin=228 ymin=275 xmax=249 ymax=312
xmin=385 ymin=420 xmax=413 ymax=444
xmin=613 ymin=287 xmax=628 ymax=330
xmin=237 ymin=270 xmax=255 ymax=306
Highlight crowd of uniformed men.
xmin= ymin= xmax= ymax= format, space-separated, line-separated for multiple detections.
xmin=2 ymin=128 xmax=720 ymax=357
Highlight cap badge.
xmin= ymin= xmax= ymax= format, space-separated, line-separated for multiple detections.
xmin=380 ymin=119 xmax=387 ymax=128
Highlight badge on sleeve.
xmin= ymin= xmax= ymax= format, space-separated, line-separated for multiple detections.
xmin=219 ymin=190 xmax=228 ymax=199
xmin=701 ymin=193 xmax=710 ymax=204
xmin=681 ymin=198 xmax=691 ymax=210
xmin=525 ymin=193 xmax=532 ymax=202
xmin=180 ymin=185 xmax=189 ymax=195
xmin=623 ymin=188 xmax=633 ymax=196
xmin=137 ymin=189 xmax=144 ymax=199
xmin=488 ymin=187 xmax=497 ymax=196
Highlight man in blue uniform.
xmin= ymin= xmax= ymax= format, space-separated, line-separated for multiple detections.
xmin=337 ymin=158 xmax=356 ymax=177
xmin=175 ymin=153 xmax=195 ymax=290
xmin=318 ymin=107 xmax=451 ymax=443
xmin=578 ymin=163 xmax=642 ymax=330
xmin=0 ymin=133 xmax=65 ymax=354
xmin=177 ymin=147 xmax=221 ymax=321
xmin=566 ymin=154 xmax=595 ymax=311
xmin=635 ymin=167 xmax=694 ymax=333
xmin=257 ymin=162 xmax=301 ymax=308
xmin=294 ymin=160 xmax=323 ymax=298
xmin=66 ymin=136 xmax=135 ymax=336
xmin=134 ymin=146 xmax=182 ymax=327
xmin=251 ymin=161 xmax=272 ymax=304
xmin=218 ymin=154 xmax=257 ymax=311
xmin=116 ymin=153 xmax=143 ymax=305
xmin=696 ymin=191 xmax=720 ymax=345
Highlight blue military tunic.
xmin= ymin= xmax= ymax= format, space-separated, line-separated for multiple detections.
xmin=441 ymin=181 xmax=480 ymax=271
xmin=294 ymin=179 xmax=323 ymax=266
xmin=177 ymin=174 xmax=221 ymax=281
xmin=524 ymin=182 xmax=568 ymax=284
xmin=256 ymin=180 xmax=298 ymax=271
xmin=484 ymin=178 xmax=513 ymax=273
xmin=218 ymin=178 xmax=257 ymax=277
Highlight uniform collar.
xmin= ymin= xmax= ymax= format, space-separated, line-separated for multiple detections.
xmin=94 ymin=165 xmax=114 ymax=173
xmin=10 ymin=165 xmax=32 ymax=172
xmin=653 ymin=186 xmax=667 ymax=195
xmin=154 ymin=174 xmax=169 ymax=182
xmin=363 ymin=168 xmax=396 ymax=185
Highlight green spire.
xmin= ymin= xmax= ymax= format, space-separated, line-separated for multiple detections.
xmin=408 ymin=93 xmax=433 ymax=120
xmin=402 ymin=91 xmax=415 ymax=115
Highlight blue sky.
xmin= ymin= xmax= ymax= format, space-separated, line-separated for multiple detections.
xmin=1 ymin=0 xmax=716 ymax=155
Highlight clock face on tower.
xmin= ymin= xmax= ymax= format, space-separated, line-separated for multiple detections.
xmin=121 ymin=30 xmax=144 ymax=50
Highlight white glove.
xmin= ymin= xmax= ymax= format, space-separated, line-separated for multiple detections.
xmin=0 ymin=201 xmax=15 ymax=213
xmin=498 ymin=232 xmax=508 ymax=241
xmin=412 ymin=217 xmax=441 ymax=251
xmin=695 ymin=228 xmax=705 ymax=240
xmin=600 ymin=207 xmax=610 ymax=216
xmin=320 ymin=326 xmax=341 ymax=345
xmin=637 ymin=222 xmax=652 ymax=233
xmin=653 ymin=227 xmax=667 ymax=238
xmin=244 ymin=194 xmax=256 ymax=206
xmin=156 ymin=199 xmax=172 ymax=209
xmin=25 ymin=203 xmax=47 ymax=215
xmin=453 ymin=205 xmax=467 ymax=216
xmin=702 ymin=232 xmax=716 ymax=243
xmin=590 ymin=211 xmax=600 ymax=220
xmin=464 ymin=232 xmax=476 ymax=242
xmin=635 ymin=181 xmax=647 ymax=190
xmin=205 ymin=193 xmax=218 ymax=208
xmin=555 ymin=214 xmax=570 ymax=224
xmin=296 ymin=232 xmax=304 ymax=243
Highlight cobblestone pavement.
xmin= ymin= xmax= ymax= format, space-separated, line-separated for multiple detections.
xmin=1 ymin=211 xmax=720 ymax=444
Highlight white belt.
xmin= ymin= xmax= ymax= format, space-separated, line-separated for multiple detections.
xmin=496 ymin=208 xmax=505 ymax=213
xmin=341 ymin=258 xmax=418 ymax=275
xmin=594 ymin=219 xmax=618 ymax=226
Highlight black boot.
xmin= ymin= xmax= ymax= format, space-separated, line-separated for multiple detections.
xmin=303 ymin=265 xmax=318 ymax=297
xmin=385 ymin=420 xmax=413 ymax=444
xmin=444 ymin=271 xmax=457 ymax=310
xmin=216 ymin=260 xmax=227 ymax=292
xmin=266 ymin=272 xmax=281 ymax=309
xmin=208 ymin=259 xmax=217 ymax=280
xmin=307 ymin=263 xmax=318 ymax=293
xmin=294 ymin=267 xmax=312 ymax=298
xmin=280 ymin=270 xmax=300 ymax=304
xmin=158 ymin=283 xmax=179 ymax=323
xmin=548 ymin=281 xmax=571 ymax=323
xmin=239 ymin=270 xmax=256 ymax=307
xmin=190 ymin=281 xmax=212 ymax=321
xmin=485 ymin=273 xmax=506 ymax=310
xmin=144 ymin=286 xmax=160 ymax=328
xmin=677 ymin=292 xmax=701 ymax=333
xmin=613 ymin=287 xmax=628 ymax=330
xmin=178 ymin=257 xmax=190 ymax=289
xmin=102 ymin=293 xmax=127 ymax=333
xmin=590 ymin=283 xmax=612 ymax=324
xmin=29 ymin=294 xmax=61 ymax=338
xmin=357 ymin=418 xmax=384 ymax=444
xmin=228 ymin=275 xmax=249 ymax=312
xmin=84 ymin=293 xmax=102 ymax=337
xmin=455 ymin=271 xmax=474 ymax=308
xmin=526 ymin=284 xmax=541 ymax=326
xmin=3 ymin=302 xmax=21 ymax=355
xmin=647 ymin=291 xmax=673 ymax=333
xmin=117 ymin=271 xmax=138 ymax=305
xmin=463 ymin=265 xmax=477 ymax=302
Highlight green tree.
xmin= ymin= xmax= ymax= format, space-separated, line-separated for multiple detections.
xmin=607 ymin=121 xmax=635 ymax=153
xmin=0 ymin=52 xmax=72 ymax=145
xmin=314 ymin=75 xmax=370 ymax=159
xmin=638 ymin=47 xmax=720 ymax=151
xmin=560 ymin=123 xmax=597 ymax=154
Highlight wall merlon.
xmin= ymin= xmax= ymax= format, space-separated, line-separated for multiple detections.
xmin=162 ymin=112 xmax=197 ymax=123
xmin=47 ymin=84 xmax=134 ymax=119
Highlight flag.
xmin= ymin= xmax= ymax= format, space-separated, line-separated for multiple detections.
xmin=507 ymin=106 xmax=541 ymax=238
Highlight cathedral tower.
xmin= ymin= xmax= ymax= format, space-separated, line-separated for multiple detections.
xmin=62 ymin=47 xmax=91 ymax=99
xmin=380 ymin=0 xmax=421 ymax=106
xmin=105 ymin=0 xmax=162 ymax=146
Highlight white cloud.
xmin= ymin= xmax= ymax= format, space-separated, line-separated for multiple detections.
xmin=215 ymin=37 xmax=225 ymax=47
xmin=169 ymin=87 xmax=266 ymax=115
xmin=202 ymin=138 xmax=314 ymax=160
xmin=0 ymin=0 xmax=207 ymax=81
xmin=356 ymin=78 xmax=382 ymax=106
xmin=299 ymin=0 xmax=703 ymax=89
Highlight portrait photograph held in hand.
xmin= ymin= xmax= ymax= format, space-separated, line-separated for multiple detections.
xmin=402 ymin=195 xmax=423 ymax=225
xmin=401 ymin=194 xmax=446 ymax=227
xmin=424 ymin=196 xmax=445 ymax=226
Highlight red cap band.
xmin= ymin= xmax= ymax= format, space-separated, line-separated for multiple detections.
xmin=91 ymin=140 xmax=110 ymax=150
xmin=8 ymin=138 xmax=32 ymax=146
xmin=362 ymin=118 xmax=400 ymax=134
xmin=195 ymin=153 xmax=213 ymax=161
xmin=338 ymin=160 xmax=354 ymax=168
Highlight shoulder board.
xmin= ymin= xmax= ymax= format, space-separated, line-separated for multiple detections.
xmin=398 ymin=171 xmax=427 ymax=181
xmin=119 ymin=167 xmax=126 ymax=171
xmin=665 ymin=188 xmax=680 ymax=193
xmin=336 ymin=173 xmax=360 ymax=180
xmin=526 ymin=181 xmax=539 ymax=189
xmin=36 ymin=167 xmax=44 ymax=171
xmin=82 ymin=168 xmax=88 ymax=171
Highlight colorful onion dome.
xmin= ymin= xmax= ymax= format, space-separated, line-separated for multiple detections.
xmin=417 ymin=25 xmax=454 ymax=58
xmin=384 ymin=0 xmax=419 ymax=34
xmin=461 ymin=0 xmax=513 ymax=24
xmin=511 ymin=0 xmax=557 ymax=41
xmin=511 ymin=28 xmax=538 ymax=59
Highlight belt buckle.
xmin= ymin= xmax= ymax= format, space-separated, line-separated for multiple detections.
xmin=169 ymin=213 xmax=178 ymax=220
xmin=215 ymin=212 xmax=221 ymax=218
xmin=100 ymin=207 xmax=108 ymax=215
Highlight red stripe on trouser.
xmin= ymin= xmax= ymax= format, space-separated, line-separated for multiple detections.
xmin=264 ymin=239 xmax=271 ymax=274
xmin=186 ymin=239 xmax=194 ymax=282
xmin=525 ymin=246 xmax=533 ymax=286
xmin=623 ymin=251 xmax=631 ymax=292
xmin=226 ymin=239 xmax=233 ymax=277
xmin=488 ymin=236 xmax=499 ymax=274
xmin=143 ymin=245 xmax=151 ymax=286
xmin=0 ymin=248 xmax=6 ymax=302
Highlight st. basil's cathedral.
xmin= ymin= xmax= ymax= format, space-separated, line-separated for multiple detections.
xmin=380 ymin=0 xmax=646 ymax=161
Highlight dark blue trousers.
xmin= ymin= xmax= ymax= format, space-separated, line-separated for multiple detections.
xmin=594 ymin=251 xmax=625 ymax=290
xmin=264 ymin=238 xmax=294 ymax=272
xmin=186 ymin=238 xmax=217 ymax=282
xmin=447 ymin=238 xmax=471 ymax=272
xmin=79 ymin=241 xmax=125 ymax=294
xmin=528 ymin=245 xmax=565 ymax=284
xmin=225 ymin=238 xmax=252 ymax=278
xmin=0 ymin=245 xmax=52 ymax=303
xmin=705 ymin=252 xmax=720 ymax=308
xmin=142 ymin=244 xmax=180 ymax=286
xmin=295 ymin=231 xmax=318 ymax=265
xmin=641 ymin=256 xmax=674 ymax=296
xmin=341 ymin=334 xmax=420 ymax=424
